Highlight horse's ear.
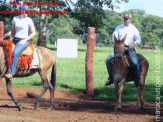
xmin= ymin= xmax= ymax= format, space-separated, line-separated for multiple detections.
xmin=121 ymin=34 xmax=127 ymax=43
xmin=113 ymin=34 xmax=118 ymax=42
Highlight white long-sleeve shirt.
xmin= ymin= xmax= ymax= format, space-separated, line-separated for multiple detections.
xmin=112 ymin=23 xmax=141 ymax=46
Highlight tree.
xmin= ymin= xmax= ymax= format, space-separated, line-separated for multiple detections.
xmin=37 ymin=5 xmax=47 ymax=47
xmin=0 ymin=0 xmax=129 ymax=46
xmin=69 ymin=0 xmax=129 ymax=32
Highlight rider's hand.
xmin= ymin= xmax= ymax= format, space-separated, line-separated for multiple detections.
xmin=129 ymin=43 xmax=135 ymax=48
xmin=5 ymin=31 xmax=11 ymax=37
xmin=18 ymin=39 xmax=27 ymax=45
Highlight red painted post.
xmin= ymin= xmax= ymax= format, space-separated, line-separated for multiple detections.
xmin=85 ymin=27 xmax=95 ymax=96
xmin=0 ymin=22 xmax=4 ymax=92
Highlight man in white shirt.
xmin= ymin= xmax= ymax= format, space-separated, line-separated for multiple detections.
xmin=105 ymin=14 xmax=142 ymax=86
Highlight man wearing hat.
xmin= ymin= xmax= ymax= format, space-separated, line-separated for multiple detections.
xmin=4 ymin=5 xmax=36 ymax=79
xmin=105 ymin=14 xmax=142 ymax=86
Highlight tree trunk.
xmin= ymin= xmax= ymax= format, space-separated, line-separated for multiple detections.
xmin=37 ymin=5 xmax=47 ymax=47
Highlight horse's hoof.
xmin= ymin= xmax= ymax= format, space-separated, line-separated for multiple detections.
xmin=35 ymin=103 xmax=39 ymax=110
xmin=136 ymin=106 xmax=141 ymax=110
xmin=113 ymin=107 xmax=117 ymax=112
xmin=113 ymin=105 xmax=121 ymax=112
xmin=34 ymin=105 xmax=38 ymax=110
xmin=136 ymin=103 xmax=141 ymax=110
xmin=48 ymin=108 xmax=52 ymax=111
xmin=18 ymin=105 xmax=22 ymax=111
xmin=140 ymin=106 xmax=144 ymax=110
xmin=48 ymin=106 xmax=53 ymax=111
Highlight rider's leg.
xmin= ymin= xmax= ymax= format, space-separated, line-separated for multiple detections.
xmin=11 ymin=41 xmax=29 ymax=75
xmin=5 ymin=40 xmax=29 ymax=79
xmin=105 ymin=54 xmax=114 ymax=86
xmin=128 ymin=48 xmax=142 ymax=86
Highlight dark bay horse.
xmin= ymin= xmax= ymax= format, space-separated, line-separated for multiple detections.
xmin=0 ymin=43 xmax=56 ymax=111
xmin=112 ymin=34 xmax=149 ymax=111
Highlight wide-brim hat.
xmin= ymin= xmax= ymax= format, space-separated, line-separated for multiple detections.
xmin=19 ymin=5 xmax=30 ymax=11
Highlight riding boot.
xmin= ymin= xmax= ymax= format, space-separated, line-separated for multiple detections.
xmin=105 ymin=73 xmax=113 ymax=86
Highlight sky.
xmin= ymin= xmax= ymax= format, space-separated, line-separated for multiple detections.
xmin=110 ymin=0 xmax=163 ymax=18
xmin=71 ymin=0 xmax=163 ymax=18
xmin=2 ymin=0 xmax=163 ymax=18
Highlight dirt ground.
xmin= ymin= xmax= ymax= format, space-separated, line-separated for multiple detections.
xmin=0 ymin=87 xmax=162 ymax=122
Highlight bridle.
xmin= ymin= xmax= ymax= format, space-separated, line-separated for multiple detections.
xmin=113 ymin=44 xmax=130 ymax=67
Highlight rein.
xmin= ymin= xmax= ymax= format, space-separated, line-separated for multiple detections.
xmin=0 ymin=36 xmax=8 ymax=41
xmin=113 ymin=46 xmax=130 ymax=67
xmin=0 ymin=36 xmax=6 ymax=41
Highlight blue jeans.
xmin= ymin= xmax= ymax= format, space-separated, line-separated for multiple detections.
xmin=106 ymin=55 xmax=114 ymax=75
xmin=106 ymin=48 xmax=141 ymax=81
xmin=126 ymin=48 xmax=141 ymax=81
xmin=11 ymin=38 xmax=29 ymax=75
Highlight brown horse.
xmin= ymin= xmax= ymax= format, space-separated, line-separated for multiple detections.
xmin=0 ymin=43 xmax=56 ymax=111
xmin=112 ymin=34 xmax=149 ymax=111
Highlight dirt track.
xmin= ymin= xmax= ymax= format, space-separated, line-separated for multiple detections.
xmin=0 ymin=88 xmax=162 ymax=122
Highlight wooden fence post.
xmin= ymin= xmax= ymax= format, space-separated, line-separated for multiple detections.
xmin=0 ymin=22 xmax=4 ymax=92
xmin=85 ymin=27 xmax=95 ymax=96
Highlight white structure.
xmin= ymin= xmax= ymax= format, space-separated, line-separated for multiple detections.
xmin=57 ymin=39 xmax=78 ymax=58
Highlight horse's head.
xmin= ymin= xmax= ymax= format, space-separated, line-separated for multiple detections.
xmin=113 ymin=34 xmax=127 ymax=58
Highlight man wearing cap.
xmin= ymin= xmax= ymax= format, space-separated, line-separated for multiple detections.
xmin=5 ymin=5 xmax=36 ymax=79
xmin=105 ymin=14 xmax=142 ymax=86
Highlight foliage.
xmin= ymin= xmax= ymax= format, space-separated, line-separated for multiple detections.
xmin=0 ymin=0 xmax=163 ymax=47
xmin=70 ymin=0 xmax=129 ymax=31
xmin=46 ymin=14 xmax=81 ymax=44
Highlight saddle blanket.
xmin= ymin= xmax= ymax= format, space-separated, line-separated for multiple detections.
xmin=18 ymin=46 xmax=42 ymax=69
xmin=30 ymin=47 xmax=42 ymax=69
xmin=2 ymin=40 xmax=42 ymax=70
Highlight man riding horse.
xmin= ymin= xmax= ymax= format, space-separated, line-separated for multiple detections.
xmin=105 ymin=14 xmax=142 ymax=87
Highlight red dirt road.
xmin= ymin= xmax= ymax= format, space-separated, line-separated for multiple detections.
xmin=0 ymin=88 xmax=162 ymax=122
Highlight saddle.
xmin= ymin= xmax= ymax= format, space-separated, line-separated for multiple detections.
xmin=12 ymin=44 xmax=33 ymax=56
xmin=3 ymin=40 xmax=34 ymax=69
xmin=136 ymin=54 xmax=146 ymax=65
xmin=112 ymin=53 xmax=146 ymax=67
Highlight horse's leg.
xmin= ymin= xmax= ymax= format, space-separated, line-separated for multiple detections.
xmin=138 ymin=72 xmax=146 ymax=109
xmin=35 ymin=72 xmax=54 ymax=110
xmin=35 ymin=82 xmax=48 ymax=110
xmin=136 ymin=85 xmax=141 ymax=110
xmin=114 ymin=79 xmax=125 ymax=111
xmin=114 ymin=82 xmax=119 ymax=111
xmin=48 ymin=82 xmax=54 ymax=110
xmin=140 ymin=84 xmax=145 ymax=109
xmin=136 ymin=66 xmax=148 ymax=110
xmin=5 ymin=78 xmax=22 ymax=111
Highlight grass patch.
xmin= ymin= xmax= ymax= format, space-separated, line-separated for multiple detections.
xmin=3 ymin=44 xmax=163 ymax=102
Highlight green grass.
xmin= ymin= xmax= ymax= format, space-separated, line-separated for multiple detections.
xmin=3 ymin=44 xmax=163 ymax=102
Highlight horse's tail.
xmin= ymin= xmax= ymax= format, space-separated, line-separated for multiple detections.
xmin=51 ymin=62 xmax=56 ymax=88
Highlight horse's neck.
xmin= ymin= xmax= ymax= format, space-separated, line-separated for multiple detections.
xmin=113 ymin=56 xmax=128 ymax=73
